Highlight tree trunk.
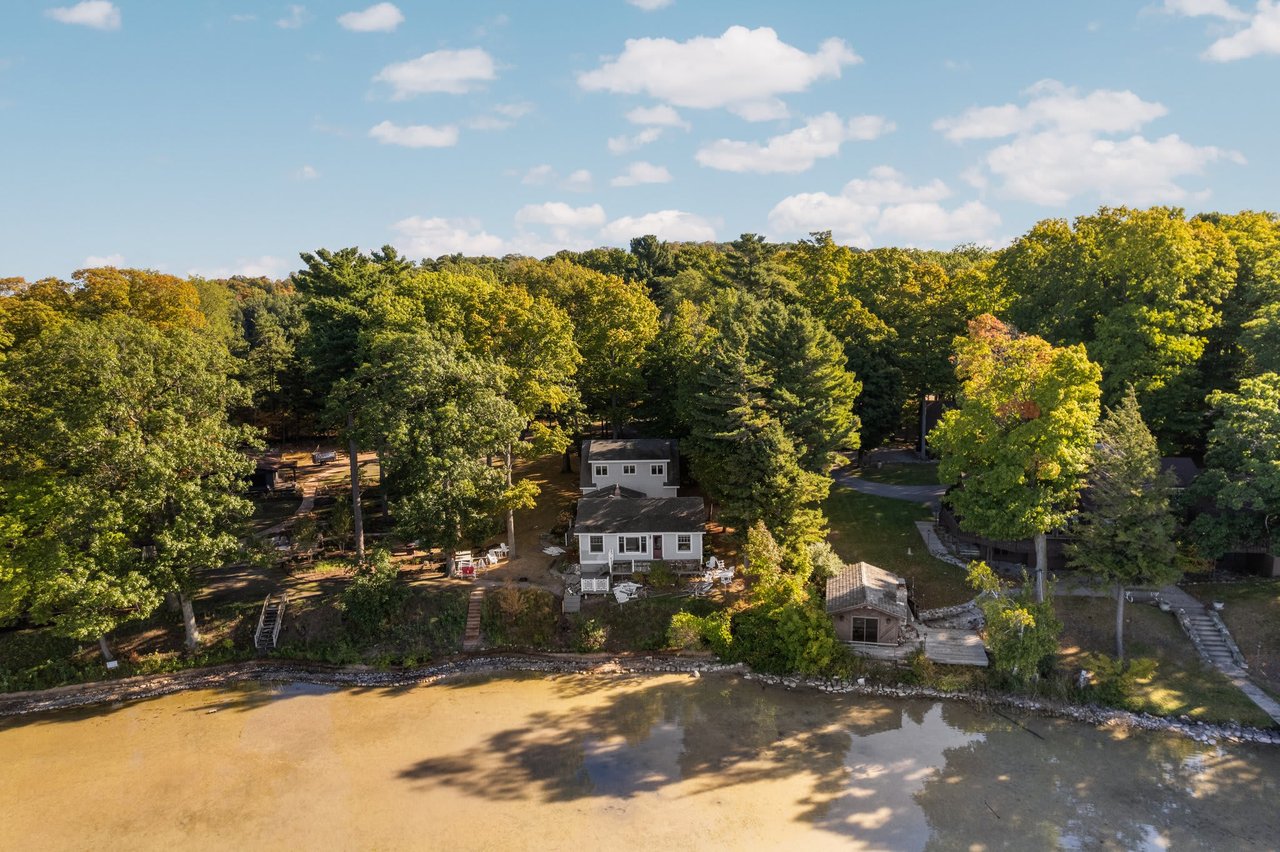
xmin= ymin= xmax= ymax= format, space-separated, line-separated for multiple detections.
xmin=347 ymin=411 xmax=365 ymax=562
xmin=1115 ymin=582 xmax=1126 ymax=661
xmin=918 ymin=393 xmax=929 ymax=460
xmin=1033 ymin=532 xmax=1047 ymax=604
xmin=378 ymin=449 xmax=389 ymax=520
xmin=611 ymin=393 xmax=620 ymax=438
xmin=561 ymin=440 xmax=574 ymax=474
xmin=505 ymin=442 xmax=517 ymax=559
xmin=98 ymin=635 xmax=114 ymax=662
xmin=179 ymin=593 xmax=201 ymax=650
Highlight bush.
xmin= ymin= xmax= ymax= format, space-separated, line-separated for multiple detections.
xmin=647 ymin=560 xmax=676 ymax=590
xmin=575 ymin=618 xmax=608 ymax=652
xmin=1084 ymin=653 xmax=1159 ymax=709
xmin=339 ymin=550 xmax=407 ymax=636
xmin=667 ymin=612 xmax=703 ymax=650
xmin=483 ymin=586 xmax=558 ymax=648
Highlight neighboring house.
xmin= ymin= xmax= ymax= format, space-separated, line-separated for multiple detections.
xmin=248 ymin=454 xmax=297 ymax=492
xmin=939 ymin=456 xmax=1202 ymax=574
xmin=825 ymin=562 xmax=913 ymax=645
xmin=580 ymin=438 xmax=680 ymax=498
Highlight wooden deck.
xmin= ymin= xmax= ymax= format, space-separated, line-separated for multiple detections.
xmin=923 ymin=628 xmax=989 ymax=667
xmin=842 ymin=628 xmax=988 ymax=667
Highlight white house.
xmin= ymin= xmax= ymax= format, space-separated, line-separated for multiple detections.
xmin=579 ymin=438 xmax=679 ymax=498
xmin=574 ymin=495 xmax=706 ymax=592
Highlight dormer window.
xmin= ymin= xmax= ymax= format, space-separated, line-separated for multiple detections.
xmin=594 ymin=464 xmax=608 ymax=477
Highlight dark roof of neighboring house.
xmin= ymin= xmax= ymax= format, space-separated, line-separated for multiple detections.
xmin=825 ymin=562 xmax=912 ymax=621
xmin=583 ymin=484 xmax=647 ymax=499
xmin=574 ymin=496 xmax=706 ymax=534
xmin=580 ymin=439 xmax=680 ymax=488
xmin=1160 ymin=456 xmax=1200 ymax=489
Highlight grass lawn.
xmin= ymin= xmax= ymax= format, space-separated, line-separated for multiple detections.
xmin=246 ymin=491 xmax=302 ymax=536
xmin=825 ymin=489 xmax=971 ymax=610
xmin=588 ymin=594 xmax=722 ymax=652
xmin=849 ymin=462 xmax=940 ymax=486
xmin=1055 ymin=596 xmax=1275 ymax=728
xmin=1185 ymin=579 xmax=1280 ymax=697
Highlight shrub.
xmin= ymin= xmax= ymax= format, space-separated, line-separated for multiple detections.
xmin=340 ymin=550 xmax=407 ymax=636
xmin=483 ymin=586 xmax=558 ymax=648
xmin=1084 ymin=653 xmax=1159 ymax=709
xmin=668 ymin=612 xmax=703 ymax=650
xmin=647 ymin=560 xmax=676 ymax=590
xmin=575 ymin=618 xmax=608 ymax=652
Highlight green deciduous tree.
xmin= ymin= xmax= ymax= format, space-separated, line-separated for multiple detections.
xmin=1067 ymin=386 xmax=1182 ymax=659
xmin=931 ymin=315 xmax=1102 ymax=602
xmin=1187 ymin=373 xmax=1280 ymax=560
xmin=967 ymin=561 xmax=1062 ymax=682
xmin=0 ymin=317 xmax=254 ymax=651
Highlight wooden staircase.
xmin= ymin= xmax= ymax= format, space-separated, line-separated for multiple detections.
xmin=255 ymin=593 xmax=288 ymax=651
xmin=463 ymin=588 xmax=484 ymax=651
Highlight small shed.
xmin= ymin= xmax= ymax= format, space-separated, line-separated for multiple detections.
xmin=825 ymin=562 xmax=913 ymax=645
xmin=249 ymin=455 xmax=298 ymax=492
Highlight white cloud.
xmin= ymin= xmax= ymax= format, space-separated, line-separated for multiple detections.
xmin=578 ymin=26 xmax=859 ymax=121
xmin=368 ymin=120 xmax=459 ymax=148
xmin=985 ymin=131 xmax=1241 ymax=206
xmin=607 ymin=127 xmax=663 ymax=154
xmin=276 ymin=5 xmax=307 ymax=29
xmin=876 ymin=202 xmax=1002 ymax=246
xmin=768 ymin=166 xmax=996 ymax=248
xmin=522 ymin=164 xmax=555 ymax=185
xmin=1161 ymin=0 xmax=1249 ymax=21
xmin=600 ymin=210 xmax=715 ymax=243
xmin=695 ymin=113 xmax=894 ymax=174
xmin=934 ymin=80 xmax=1167 ymax=141
xmin=935 ymin=80 xmax=1240 ymax=205
xmin=393 ymin=216 xmax=510 ymax=257
xmin=295 ymin=165 xmax=319 ymax=180
xmin=611 ymin=161 xmax=673 ymax=187
xmin=190 ymin=256 xmax=290 ymax=279
xmin=46 ymin=1 xmax=120 ymax=30
xmin=627 ymin=0 xmax=674 ymax=9
xmin=515 ymin=202 xmax=607 ymax=228
xmin=338 ymin=3 xmax=404 ymax=32
xmin=374 ymin=49 xmax=496 ymax=98
xmin=465 ymin=101 xmax=533 ymax=130
xmin=230 ymin=13 xmax=257 ymax=23
xmin=1204 ymin=1 xmax=1280 ymax=59
xmin=625 ymin=104 xmax=688 ymax=127
xmin=563 ymin=169 xmax=593 ymax=192
xmin=83 ymin=253 xmax=124 ymax=267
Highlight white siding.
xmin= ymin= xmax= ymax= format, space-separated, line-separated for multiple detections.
xmin=577 ymin=531 xmax=703 ymax=565
xmin=581 ymin=460 xmax=676 ymax=498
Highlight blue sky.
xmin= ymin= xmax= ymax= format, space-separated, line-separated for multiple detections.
xmin=3 ymin=0 xmax=1279 ymax=280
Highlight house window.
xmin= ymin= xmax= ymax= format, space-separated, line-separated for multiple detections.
xmin=588 ymin=535 xmax=604 ymax=554
xmin=651 ymin=463 xmax=665 ymax=477
xmin=622 ymin=464 xmax=636 ymax=475
xmin=620 ymin=535 xmax=647 ymax=553
xmin=676 ymin=534 xmax=692 ymax=552
xmin=849 ymin=617 xmax=879 ymax=644
xmin=594 ymin=464 xmax=608 ymax=478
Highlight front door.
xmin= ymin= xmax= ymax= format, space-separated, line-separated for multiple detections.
xmin=653 ymin=535 xmax=663 ymax=559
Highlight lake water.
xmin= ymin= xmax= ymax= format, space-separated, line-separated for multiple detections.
xmin=2 ymin=673 xmax=1276 ymax=850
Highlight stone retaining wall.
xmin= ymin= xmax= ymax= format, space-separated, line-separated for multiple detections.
xmin=2 ymin=654 xmax=1276 ymax=747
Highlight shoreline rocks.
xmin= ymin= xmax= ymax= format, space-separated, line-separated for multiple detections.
xmin=2 ymin=654 xmax=1277 ymax=746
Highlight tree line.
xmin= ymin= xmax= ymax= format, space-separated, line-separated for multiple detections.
xmin=1 ymin=205 xmax=1277 ymax=664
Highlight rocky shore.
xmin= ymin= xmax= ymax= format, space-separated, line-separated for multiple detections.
xmin=2 ymin=654 xmax=1277 ymax=746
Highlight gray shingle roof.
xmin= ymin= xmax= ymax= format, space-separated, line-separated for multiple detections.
xmin=580 ymin=439 xmax=680 ymax=488
xmin=574 ymin=496 xmax=706 ymax=534
xmin=825 ymin=562 xmax=912 ymax=621
xmin=583 ymin=484 xmax=646 ymax=499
